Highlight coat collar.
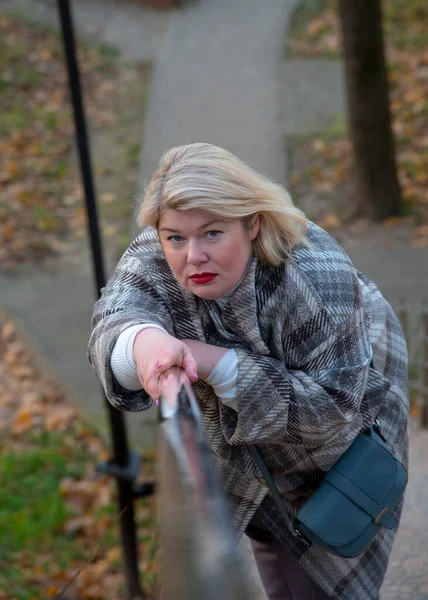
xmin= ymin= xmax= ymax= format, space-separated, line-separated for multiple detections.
xmin=212 ymin=256 xmax=270 ymax=355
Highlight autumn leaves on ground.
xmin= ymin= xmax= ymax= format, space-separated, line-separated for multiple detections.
xmin=0 ymin=13 xmax=157 ymax=600
xmin=0 ymin=314 xmax=159 ymax=599
xmin=288 ymin=0 xmax=428 ymax=251
xmin=0 ymin=14 xmax=149 ymax=271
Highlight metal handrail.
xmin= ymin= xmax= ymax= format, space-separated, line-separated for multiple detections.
xmin=157 ymin=384 xmax=251 ymax=599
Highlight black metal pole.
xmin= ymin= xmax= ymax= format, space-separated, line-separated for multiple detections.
xmin=57 ymin=2 xmax=146 ymax=598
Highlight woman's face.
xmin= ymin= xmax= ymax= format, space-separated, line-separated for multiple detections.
xmin=158 ymin=209 xmax=260 ymax=300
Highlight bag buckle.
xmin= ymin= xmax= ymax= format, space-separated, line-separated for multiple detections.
xmin=374 ymin=506 xmax=389 ymax=524
xmin=293 ymin=525 xmax=311 ymax=545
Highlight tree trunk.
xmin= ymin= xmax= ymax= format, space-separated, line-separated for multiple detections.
xmin=338 ymin=0 xmax=403 ymax=220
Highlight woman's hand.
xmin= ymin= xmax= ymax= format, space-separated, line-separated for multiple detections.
xmin=181 ymin=339 xmax=229 ymax=380
xmin=158 ymin=366 xmax=190 ymax=412
xmin=133 ymin=328 xmax=198 ymax=399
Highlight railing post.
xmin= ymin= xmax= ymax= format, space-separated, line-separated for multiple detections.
xmin=421 ymin=305 xmax=428 ymax=428
xmin=56 ymin=2 xmax=149 ymax=597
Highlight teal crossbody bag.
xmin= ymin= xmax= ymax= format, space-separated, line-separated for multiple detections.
xmin=247 ymin=419 xmax=408 ymax=558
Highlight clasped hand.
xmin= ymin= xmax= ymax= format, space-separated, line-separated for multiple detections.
xmin=132 ymin=329 xmax=229 ymax=404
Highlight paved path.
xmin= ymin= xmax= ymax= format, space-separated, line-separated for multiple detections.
xmin=381 ymin=419 xmax=428 ymax=599
xmin=138 ymin=0 xmax=299 ymax=203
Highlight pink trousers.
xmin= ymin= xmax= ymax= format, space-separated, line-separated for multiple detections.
xmin=246 ymin=524 xmax=330 ymax=600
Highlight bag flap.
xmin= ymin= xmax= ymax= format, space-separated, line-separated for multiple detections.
xmin=333 ymin=433 xmax=405 ymax=507
xmin=296 ymin=433 xmax=407 ymax=547
xmin=296 ymin=480 xmax=373 ymax=547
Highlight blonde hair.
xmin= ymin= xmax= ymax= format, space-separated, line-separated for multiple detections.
xmin=138 ymin=143 xmax=308 ymax=265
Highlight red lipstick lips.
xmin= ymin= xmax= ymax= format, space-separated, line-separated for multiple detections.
xmin=189 ymin=273 xmax=217 ymax=284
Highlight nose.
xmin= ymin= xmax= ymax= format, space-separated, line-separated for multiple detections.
xmin=186 ymin=238 xmax=208 ymax=265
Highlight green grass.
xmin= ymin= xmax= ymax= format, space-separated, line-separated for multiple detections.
xmin=0 ymin=430 xmax=104 ymax=598
xmin=322 ymin=113 xmax=348 ymax=138
xmin=33 ymin=205 xmax=60 ymax=231
xmin=384 ymin=0 xmax=428 ymax=51
xmin=127 ymin=141 xmax=141 ymax=167
xmin=99 ymin=42 xmax=121 ymax=59
xmin=0 ymin=432 xmax=86 ymax=557
xmin=289 ymin=0 xmax=327 ymax=31
xmin=0 ymin=107 xmax=32 ymax=136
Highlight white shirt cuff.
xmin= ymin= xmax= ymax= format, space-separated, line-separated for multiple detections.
xmin=206 ymin=349 xmax=238 ymax=411
xmin=110 ymin=323 xmax=167 ymax=391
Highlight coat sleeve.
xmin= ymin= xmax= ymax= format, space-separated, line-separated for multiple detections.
xmin=219 ymin=273 xmax=391 ymax=471
xmin=87 ymin=243 xmax=175 ymax=412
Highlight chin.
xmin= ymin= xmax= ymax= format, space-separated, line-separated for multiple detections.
xmin=187 ymin=284 xmax=222 ymax=300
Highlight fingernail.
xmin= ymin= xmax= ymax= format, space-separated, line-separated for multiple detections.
xmin=157 ymin=363 xmax=163 ymax=369
xmin=193 ymin=373 xmax=198 ymax=380
xmin=154 ymin=398 xmax=159 ymax=406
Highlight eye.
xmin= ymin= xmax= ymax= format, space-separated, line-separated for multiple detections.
xmin=167 ymin=235 xmax=184 ymax=244
xmin=205 ymin=230 xmax=221 ymax=239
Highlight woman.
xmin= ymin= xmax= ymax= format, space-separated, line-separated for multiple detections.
xmin=88 ymin=143 xmax=409 ymax=600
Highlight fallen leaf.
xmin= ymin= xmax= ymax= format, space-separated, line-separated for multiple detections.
xmin=100 ymin=192 xmax=115 ymax=204
xmin=1 ymin=321 xmax=16 ymax=342
xmin=44 ymin=405 xmax=78 ymax=431
xmin=313 ymin=139 xmax=326 ymax=152
xmin=12 ymin=365 xmax=36 ymax=380
xmin=385 ymin=217 xmax=407 ymax=228
xmin=2 ymin=225 xmax=16 ymax=238
xmin=413 ymin=225 xmax=428 ymax=237
xmin=104 ymin=225 xmax=119 ymax=236
xmin=411 ymin=238 xmax=428 ymax=248
xmin=64 ymin=516 xmax=95 ymax=536
xmin=105 ymin=546 xmax=122 ymax=564
xmin=11 ymin=409 xmax=33 ymax=434
xmin=46 ymin=585 xmax=58 ymax=597
xmin=318 ymin=213 xmax=341 ymax=231
xmin=316 ymin=181 xmax=335 ymax=193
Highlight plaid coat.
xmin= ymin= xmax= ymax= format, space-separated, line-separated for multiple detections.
xmin=88 ymin=222 xmax=409 ymax=599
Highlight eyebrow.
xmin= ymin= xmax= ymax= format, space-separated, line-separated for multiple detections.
xmin=159 ymin=219 xmax=221 ymax=233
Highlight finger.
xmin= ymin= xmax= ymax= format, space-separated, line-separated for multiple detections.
xmin=177 ymin=369 xmax=191 ymax=387
xmin=145 ymin=353 xmax=177 ymax=384
xmin=139 ymin=367 xmax=161 ymax=401
xmin=181 ymin=348 xmax=199 ymax=381
xmin=143 ymin=357 xmax=182 ymax=399
xmin=160 ymin=367 xmax=189 ymax=389
xmin=159 ymin=368 xmax=189 ymax=409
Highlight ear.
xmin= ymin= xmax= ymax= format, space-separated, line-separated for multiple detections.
xmin=248 ymin=214 xmax=260 ymax=241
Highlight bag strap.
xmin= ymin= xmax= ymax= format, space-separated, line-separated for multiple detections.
xmin=246 ymin=361 xmax=379 ymax=540
xmin=246 ymin=444 xmax=304 ymax=540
